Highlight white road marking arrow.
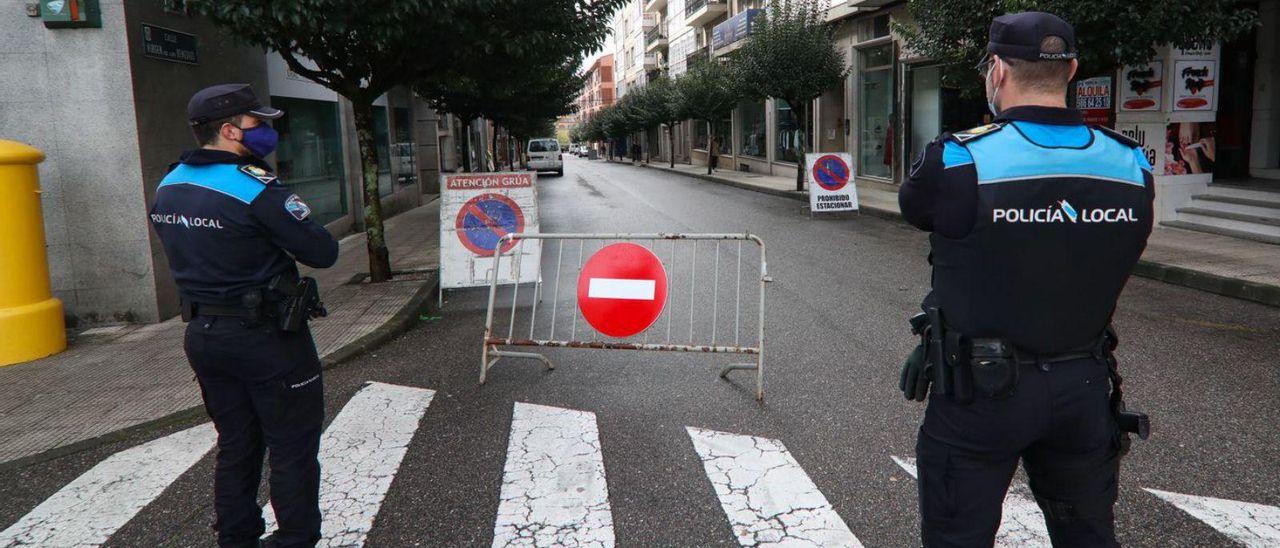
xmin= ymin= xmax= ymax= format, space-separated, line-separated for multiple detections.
xmin=1145 ymin=488 xmax=1280 ymax=547
xmin=690 ymin=427 xmax=864 ymax=547
xmin=587 ymin=278 xmax=656 ymax=300
xmin=891 ymin=456 xmax=1051 ymax=547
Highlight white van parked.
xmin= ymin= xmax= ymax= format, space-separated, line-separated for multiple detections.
xmin=526 ymin=138 xmax=563 ymax=176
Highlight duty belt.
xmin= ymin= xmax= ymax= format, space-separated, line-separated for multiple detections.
xmin=190 ymin=302 xmax=261 ymax=318
xmin=969 ymin=337 xmax=1104 ymax=369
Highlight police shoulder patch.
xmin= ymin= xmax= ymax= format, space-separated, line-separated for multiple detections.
xmin=238 ymin=164 xmax=278 ymax=185
xmin=949 ymin=122 xmax=1006 ymax=144
xmin=284 ymin=194 xmax=311 ymax=221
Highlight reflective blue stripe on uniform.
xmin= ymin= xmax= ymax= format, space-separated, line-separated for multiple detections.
xmin=965 ymin=123 xmax=1146 ymax=187
xmin=942 ymin=141 xmax=974 ymax=169
xmin=158 ymin=163 xmax=267 ymax=204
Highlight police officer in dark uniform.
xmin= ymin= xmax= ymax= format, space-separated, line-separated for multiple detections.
xmin=897 ymin=13 xmax=1154 ymax=547
xmin=149 ymin=83 xmax=338 ymax=548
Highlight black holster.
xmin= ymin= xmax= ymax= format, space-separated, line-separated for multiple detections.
xmin=268 ymin=273 xmax=327 ymax=333
xmin=1101 ymin=326 xmax=1151 ymax=440
xmin=916 ymin=307 xmax=973 ymax=404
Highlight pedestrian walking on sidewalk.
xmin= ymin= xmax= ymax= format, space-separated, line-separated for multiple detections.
xmin=896 ymin=12 xmax=1154 ymax=547
xmin=707 ymin=133 xmax=719 ymax=173
xmin=149 ymin=83 xmax=339 ymax=548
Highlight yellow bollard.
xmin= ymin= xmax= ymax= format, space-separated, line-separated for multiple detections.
xmin=0 ymin=140 xmax=66 ymax=366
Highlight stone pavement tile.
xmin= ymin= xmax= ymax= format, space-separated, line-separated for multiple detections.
xmin=0 ymin=199 xmax=442 ymax=466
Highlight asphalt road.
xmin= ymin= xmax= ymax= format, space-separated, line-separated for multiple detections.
xmin=2 ymin=155 xmax=1277 ymax=547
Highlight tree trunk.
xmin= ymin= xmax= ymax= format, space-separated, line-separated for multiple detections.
xmin=706 ymin=120 xmax=714 ymax=175
xmin=668 ymin=124 xmax=676 ymax=169
xmin=460 ymin=118 xmax=473 ymax=172
xmin=352 ymin=100 xmax=393 ymax=283
xmin=490 ymin=124 xmax=499 ymax=173
xmin=795 ymin=101 xmax=807 ymax=192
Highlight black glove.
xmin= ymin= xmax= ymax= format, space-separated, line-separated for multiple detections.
xmin=899 ymin=344 xmax=931 ymax=402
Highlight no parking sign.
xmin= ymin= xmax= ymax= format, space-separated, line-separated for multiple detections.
xmin=440 ymin=172 xmax=541 ymax=289
xmin=806 ymin=153 xmax=858 ymax=213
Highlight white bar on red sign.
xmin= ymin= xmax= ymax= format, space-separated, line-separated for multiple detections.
xmin=587 ymin=278 xmax=656 ymax=300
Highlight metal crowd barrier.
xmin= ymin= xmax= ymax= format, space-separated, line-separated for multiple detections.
xmin=480 ymin=233 xmax=770 ymax=400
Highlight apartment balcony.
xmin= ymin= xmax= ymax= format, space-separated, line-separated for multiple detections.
xmin=685 ymin=49 xmax=708 ymax=69
xmin=645 ymin=26 xmax=668 ymax=53
xmin=642 ymin=53 xmax=661 ymax=71
xmin=642 ymin=12 xmax=659 ymax=30
xmin=644 ymin=0 xmax=667 ymax=13
xmin=684 ymin=0 xmax=727 ymax=27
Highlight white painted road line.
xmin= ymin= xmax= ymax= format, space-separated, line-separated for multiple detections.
xmin=587 ymin=278 xmax=656 ymax=300
xmin=1146 ymin=488 xmax=1280 ymax=547
xmin=492 ymin=403 xmax=614 ymax=548
xmin=688 ymin=427 xmax=863 ymax=547
xmin=0 ymin=423 xmax=217 ymax=547
xmin=892 ymin=456 xmax=1050 ymax=547
xmin=264 ymin=382 xmax=436 ymax=547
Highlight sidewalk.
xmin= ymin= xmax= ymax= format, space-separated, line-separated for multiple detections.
xmin=629 ymin=160 xmax=1280 ymax=308
xmin=0 ymin=200 xmax=442 ymax=467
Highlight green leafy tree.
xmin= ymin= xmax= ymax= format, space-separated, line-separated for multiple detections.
xmin=673 ymin=61 xmax=741 ymax=174
xmin=735 ymin=0 xmax=848 ymax=190
xmin=188 ymin=0 xmax=463 ymax=282
xmin=630 ymin=77 xmax=681 ymax=165
xmin=898 ymin=0 xmax=1257 ymax=93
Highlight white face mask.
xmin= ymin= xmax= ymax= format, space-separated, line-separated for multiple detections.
xmin=985 ymin=60 xmax=1002 ymax=116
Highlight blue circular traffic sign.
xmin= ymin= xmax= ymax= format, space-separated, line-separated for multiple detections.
xmin=455 ymin=193 xmax=525 ymax=255
xmin=812 ymin=155 xmax=850 ymax=191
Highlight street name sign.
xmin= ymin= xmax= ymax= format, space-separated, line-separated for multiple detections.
xmin=576 ymin=243 xmax=668 ymax=338
xmin=440 ymin=172 xmax=541 ymax=289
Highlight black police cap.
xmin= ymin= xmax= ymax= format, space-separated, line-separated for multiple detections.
xmin=980 ymin=12 xmax=1078 ymax=66
xmin=187 ymin=83 xmax=284 ymax=126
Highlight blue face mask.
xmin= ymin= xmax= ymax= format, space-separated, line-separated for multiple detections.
xmin=234 ymin=124 xmax=279 ymax=158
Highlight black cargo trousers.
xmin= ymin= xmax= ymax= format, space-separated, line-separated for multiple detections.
xmin=184 ymin=314 xmax=325 ymax=548
xmin=916 ymin=356 xmax=1125 ymax=547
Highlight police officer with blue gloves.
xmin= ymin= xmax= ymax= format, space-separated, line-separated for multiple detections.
xmin=898 ymin=13 xmax=1154 ymax=547
xmin=150 ymin=83 xmax=338 ymax=548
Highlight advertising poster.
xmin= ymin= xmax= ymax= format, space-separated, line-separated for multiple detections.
xmin=1165 ymin=122 xmax=1216 ymax=175
xmin=1075 ymin=76 xmax=1113 ymax=127
xmin=1119 ymin=62 xmax=1163 ymax=112
xmin=439 ymin=172 xmax=542 ymax=289
xmin=1116 ymin=123 xmax=1165 ymax=174
xmin=1173 ymin=60 xmax=1216 ymax=111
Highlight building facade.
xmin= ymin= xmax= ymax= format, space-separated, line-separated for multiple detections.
xmin=578 ymin=54 xmax=616 ymax=119
xmin=1 ymin=4 xmax=448 ymax=325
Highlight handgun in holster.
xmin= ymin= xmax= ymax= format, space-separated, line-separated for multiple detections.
xmin=913 ymin=307 xmax=972 ymax=403
xmin=1100 ymin=326 xmax=1150 ymax=440
xmin=268 ymin=273 xmax=328 ymax=333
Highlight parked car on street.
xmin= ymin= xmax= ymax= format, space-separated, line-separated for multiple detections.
xmin=526 ymin=138 xmax=564 ymax=176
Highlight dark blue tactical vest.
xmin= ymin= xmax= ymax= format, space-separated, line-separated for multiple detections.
xmin=930 ymin=122 xmax=1155 ymax=354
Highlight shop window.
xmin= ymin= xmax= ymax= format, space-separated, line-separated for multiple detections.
xmin=373 ymin=106 xmax=393 ymax=196
xmin=392 ymin=106 xmax=417 ymax=186
xmin=858 ymin=44 xmax=894 ymax=179
xmin=739 ymin=100 xmax=767 ymax=158
xmin=271 ymin=96 xmax=348 ymax=226
xmin=693 ymin=119 xmax=731 ymax=153
xmin=775 ymin=99 xmax=811 ymax=164
xmin=907 ymin=64 xmax=987 ymax=166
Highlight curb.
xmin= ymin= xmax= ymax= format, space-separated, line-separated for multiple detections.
xmin=630 ymin=160 xmax=1280 ymax=308
xmin=320 ymin=269 xmax=440 ymax=368
xmin=0 ymin=271 xmax=441 ymax=472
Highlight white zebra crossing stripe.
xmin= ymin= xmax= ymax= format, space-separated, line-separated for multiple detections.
xmin=0 ymin=423 xmax=217 ymax=547
xmin=263 ymin=382 xmax=436 ymax=547
xmin=492 ymin=403 xmax=614 ymax=548
xmin=688 ymin=427 xmax=863 ymax=547
xmin=1145 ymin=488 xmax=1280 ymax=547
xmin=891 ymin=456 xmax=1050 ymax=547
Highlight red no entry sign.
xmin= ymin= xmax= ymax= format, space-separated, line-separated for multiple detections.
xmin=577 ymin=243 xmax=668 ymax=338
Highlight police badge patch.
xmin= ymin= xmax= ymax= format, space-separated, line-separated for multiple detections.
xmin=284 ymin=194 xmax=311 ymax=220
xmin=238 ymin=164 xmax=278 ymax=184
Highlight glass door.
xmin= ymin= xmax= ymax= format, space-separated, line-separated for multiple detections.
xmin=858 ymin=43 xmax=894 ymax=179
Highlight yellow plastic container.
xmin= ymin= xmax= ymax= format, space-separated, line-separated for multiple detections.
xmin=0 ymin=140 xmax=66 ymax=366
